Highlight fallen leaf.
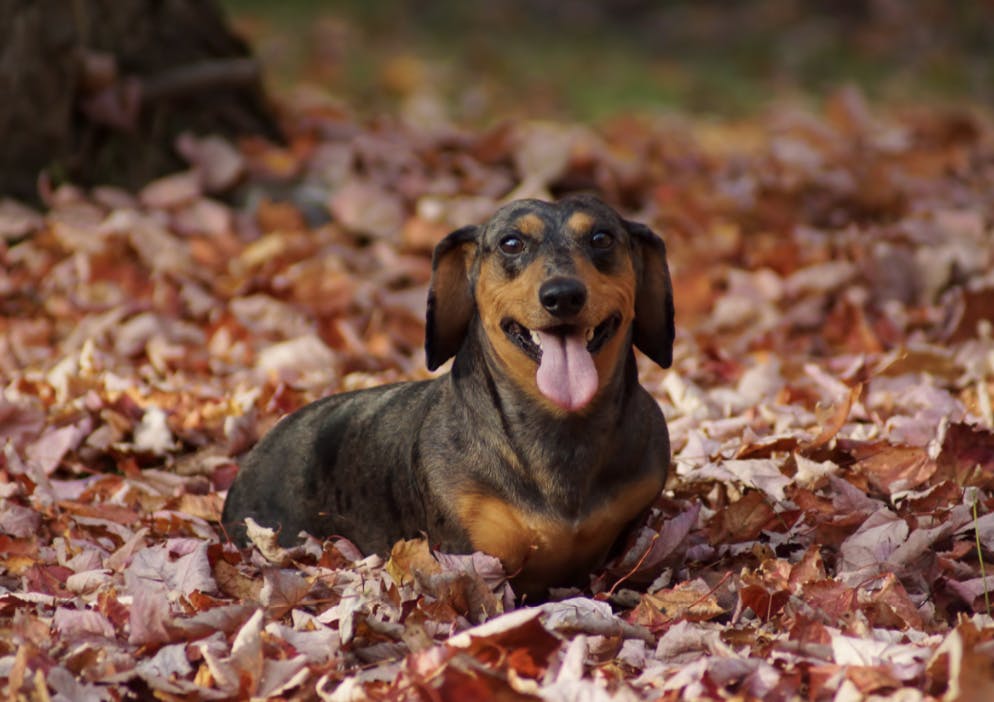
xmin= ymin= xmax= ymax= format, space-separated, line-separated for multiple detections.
xmin=139 ymin=170 xmax=202 ymax=209
xmin=386 ymin=538 xmax=441 ymax=586
xmin=641 ymin=580 xmax=725 ymax=623
xmin=709 ymin=490 xmax=777 ymax=545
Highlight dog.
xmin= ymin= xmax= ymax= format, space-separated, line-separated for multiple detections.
xmin=221 ymin=194 xmax=674 ymax=597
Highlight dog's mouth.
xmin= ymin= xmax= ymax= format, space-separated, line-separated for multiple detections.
xmin=499 ymin=313 xmax=621 ymax=411
xmin=501 ymin=313 xmax=621 ymax=362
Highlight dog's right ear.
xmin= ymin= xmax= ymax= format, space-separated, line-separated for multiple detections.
xmin=426 ymin=225 xmax=479 ymax=370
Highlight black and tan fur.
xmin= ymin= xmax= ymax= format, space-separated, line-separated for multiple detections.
xmin=221 ymin=194 xmax=674 ymax=596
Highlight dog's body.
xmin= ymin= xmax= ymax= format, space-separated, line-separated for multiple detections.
xmin=222 ymin=195 xmax=674 ymax=596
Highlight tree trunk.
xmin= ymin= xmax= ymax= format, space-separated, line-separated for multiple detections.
xmin=0 ymin=0 xmax=280 ymax=201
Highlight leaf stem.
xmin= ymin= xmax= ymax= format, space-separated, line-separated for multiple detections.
xmin=972 ymin=491 xmax=991 ymax=617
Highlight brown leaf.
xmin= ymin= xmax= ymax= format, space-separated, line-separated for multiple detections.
xmin=787 ymin=614 xmax=832 ymax=647
xmin=447 ymin=609 xmax=560 ymax=680
xmin=261 ymin=569 xmax=313 ymax=618
xmin=139 ymin=170 xmax=202 ymax=209
xmin=401 ymin=214 xmax=450 ymax=252
xmin=708 ymin=490 xmax=776 ymax=545
xmin=171 ymin=198 xmax=233 ymax=237
xmin=801 ymin=382 xmax=862 ymax=452
xmin=417 ymin=556 xmax=506 ymax=624
xmin=846 ymin=665 xmax=901 ymax=694
xmin=738 ymin=585 xmax=789 ymax=622
xmin=0 ymin=501 xmax=41 ymax=539
xmin=0 ymin=397 xmax=46 ymax=450
xmin=53 ymin=607 xmax=116 ymax=640
xmin=328 ymin=180 xmax=406 ymax=240
xmin=175 ymin=134 xmax=246 ymax=193
xmin=800 ymin=580 xmax=856 ymax=621
xmin=243 ymin=519 xmax=295 ymax=566
xmin=641 ymin=580 xmax=725 ymax=622
xmin=26 ymin=422 xmax=89 ymax=475
xmin=386 ymin=538 xmax=442 ymax=586
xmin=428 ymin=656 xmax=538 ymax=702
xmin=852 ymin=443 xmax=937 ymax=495
xmin=863 ymin=573 xmax=924 ymax=630
xmin=945 ymin=285 xmax=994 ymax=343
xmin=168 ymin=492 xmax=224 ymax=522
xmin=23 ymin=564 xmax=74 ymax=597
xmin=59 ymin=500 xmax=140 ymax=526
xmin=788 ymin=545 xmax=827 ymax=590
xmin=936 ymin=423 xmax=994 ymax=487
xmin=0 ymin=198 xmax=43 ymax=241
xmin=927 ymin=619 xmax=994 ymax=702
xmin=128 ymin=587 xmax=172 ymax=646
xmin=214 ymin=559 xmax=262 ymax=603
xmin=606 ymin=502 xmax=700 ymax=581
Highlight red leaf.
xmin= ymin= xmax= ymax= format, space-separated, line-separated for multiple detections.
xmin=738 ymin=585 xmax=789 ymax=622
xmin=936 ymin=423 xmax=994 ymax=487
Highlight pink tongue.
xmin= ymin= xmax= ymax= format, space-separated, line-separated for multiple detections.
xmin=534 ymin=330 xmax=599 ymax=411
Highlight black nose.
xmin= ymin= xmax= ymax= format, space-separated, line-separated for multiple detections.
xmin=539 ymin=277 xmax=587 ymax=318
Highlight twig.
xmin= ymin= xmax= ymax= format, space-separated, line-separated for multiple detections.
xmin=657 ymin=571 xmax=733 ymax=631
xmin=972 ymin=491 xmax=991 ymax=616
xmin=602 ymin=532 xmax=660 ymax=600
xmin=686 ymin=571 xmax=732 ymax=613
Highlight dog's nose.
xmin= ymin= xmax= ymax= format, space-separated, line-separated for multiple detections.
xmin=539 ymin=277 xmax=587 ymax=318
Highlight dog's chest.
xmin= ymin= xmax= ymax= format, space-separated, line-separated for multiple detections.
xmin=455 ymin=474 xmax=662 ymax=594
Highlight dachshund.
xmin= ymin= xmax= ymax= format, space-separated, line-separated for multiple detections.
xmin=221 ymin=194 xmax=674 ymax=597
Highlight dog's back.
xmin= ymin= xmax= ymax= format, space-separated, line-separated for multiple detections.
xmin=222 ymin=380 xmax=441 ymax=549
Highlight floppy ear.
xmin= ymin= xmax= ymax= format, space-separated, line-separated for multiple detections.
xmin=426 ymin=225 xmax=479 ymax=370
xmin=627 ymin=220 xmax=675 ymax=368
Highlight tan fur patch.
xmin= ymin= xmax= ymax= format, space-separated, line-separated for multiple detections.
xmin=514 ymin=213 xmax=546 ymax=237
xmin=456 ymin=474 xmax=663 ymax=596
xmin=566 ymin=211 xmax=595 ymax=234
xmin=475 ymin=257 xmax=552 ymax=405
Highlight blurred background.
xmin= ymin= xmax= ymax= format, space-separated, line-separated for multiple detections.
xmin=225 ymin=0 xmax=994 ymax=122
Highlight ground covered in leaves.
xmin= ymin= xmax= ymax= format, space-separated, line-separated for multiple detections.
xmin=3 ymin=88 xmax=994 ymax=700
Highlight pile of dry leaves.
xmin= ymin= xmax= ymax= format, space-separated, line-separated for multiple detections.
xmin=2 ymin=86 xmax=994 ymax=700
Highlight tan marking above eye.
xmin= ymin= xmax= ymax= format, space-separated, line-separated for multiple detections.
xmin=513 ymin=213 xmax=546 ymax=237
xmin=566 ymin=211 xmax=595 ymax=235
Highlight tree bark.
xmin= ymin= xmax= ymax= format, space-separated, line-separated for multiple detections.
xmin=0 ymin=0 xmax=280 ymax=201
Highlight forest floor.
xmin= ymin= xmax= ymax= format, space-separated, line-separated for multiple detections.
xmin=4 ymin=6 xmax=994 ymax=700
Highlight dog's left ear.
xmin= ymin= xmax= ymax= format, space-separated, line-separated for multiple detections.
xmin=627 ymin=220 xmax=675 ymax=368
xmin=426 ymin=225 xmax=479 ymax=370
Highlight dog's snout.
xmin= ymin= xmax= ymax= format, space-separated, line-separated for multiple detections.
xmin=539 ymin=277 xmax=587 ymax=318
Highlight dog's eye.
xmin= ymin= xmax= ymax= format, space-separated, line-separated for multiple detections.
xmin=499 ymin=236 xmax=525 ymax=254
xmin=590 ymin=231 xmax=614 ymax=250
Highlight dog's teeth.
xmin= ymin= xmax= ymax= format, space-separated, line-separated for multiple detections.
xmin=530 ymin=330 xmax=542 ymax=348
xmin=585 ymin=327 xmax=595 ymax=342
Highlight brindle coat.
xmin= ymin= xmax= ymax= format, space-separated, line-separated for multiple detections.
xmin=221 ymin=194 xmax=674 ymax=596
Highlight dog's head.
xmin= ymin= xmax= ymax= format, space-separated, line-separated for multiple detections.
xmin=426 ymin=195 xmax=674 ymax=412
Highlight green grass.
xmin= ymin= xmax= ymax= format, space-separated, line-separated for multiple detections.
xmin=221 ymin=0 xmax=994 ymax=123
